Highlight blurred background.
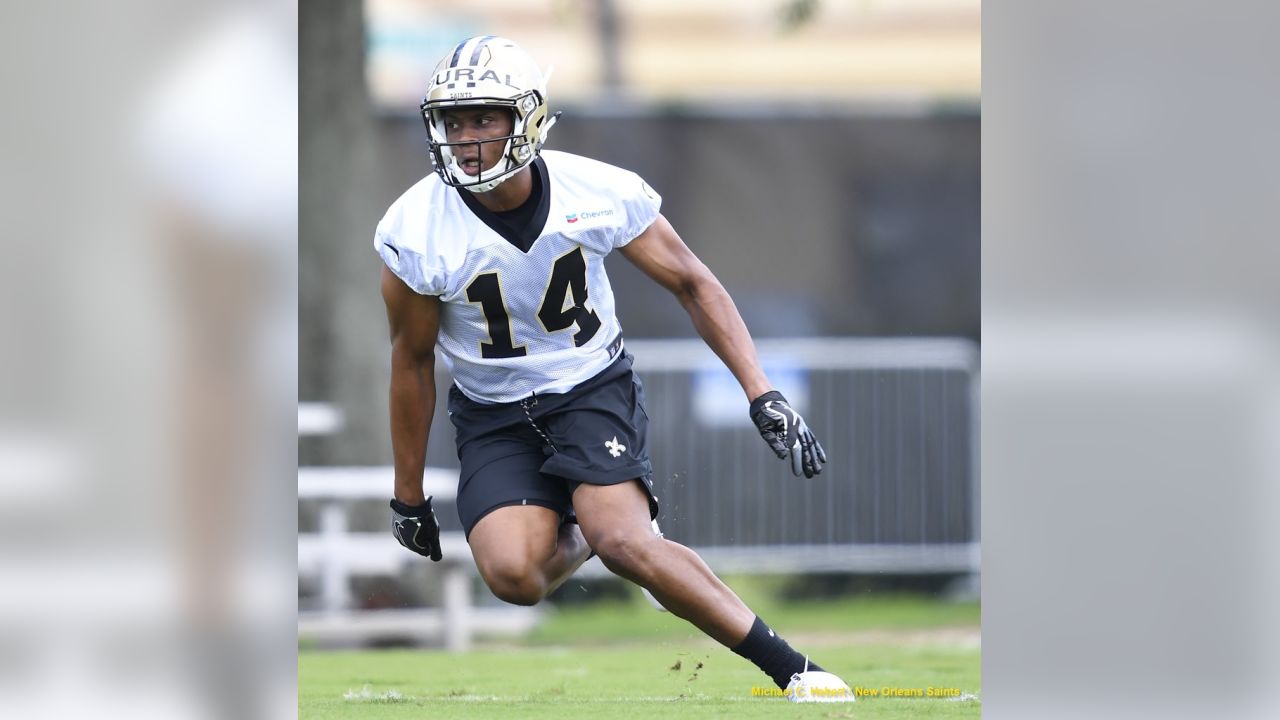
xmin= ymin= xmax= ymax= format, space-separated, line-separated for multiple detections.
xmin=298 ymin=0 xmax=982 ymax=671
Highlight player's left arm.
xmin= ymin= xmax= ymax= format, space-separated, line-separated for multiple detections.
xmin=619 ymin=214 xmax=826 ymax=477
xmin=620 ymin=214 xmax=768 ymax=399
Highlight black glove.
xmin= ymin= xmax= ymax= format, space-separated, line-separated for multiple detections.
xmin=390 ymin=497 xmax=443 ymax=561
xmin=750 ymin=390 xmax=827 ymax=478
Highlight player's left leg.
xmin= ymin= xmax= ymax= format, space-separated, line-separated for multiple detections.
xmin=572 ymin=479 xmax=752 ymax=644
xmin=573 ymin=479 xmax=847 ymax=697
xmin=535 ymin=352 xmax=851 ymax=697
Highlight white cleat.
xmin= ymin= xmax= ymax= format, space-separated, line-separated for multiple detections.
xmin=640 ymin=519 xmax=668 ymax=612
xmin=785 ymin=668 xmax=855 ymax=703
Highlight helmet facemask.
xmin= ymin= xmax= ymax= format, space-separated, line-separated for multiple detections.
xmin=421 ymin=92 xmax=544 ymax=193
xmin=420 ymin=37 xmax=559 ymax=194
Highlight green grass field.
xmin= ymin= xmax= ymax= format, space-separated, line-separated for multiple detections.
xmin=300 ymin=581 xmax=980 ymax=719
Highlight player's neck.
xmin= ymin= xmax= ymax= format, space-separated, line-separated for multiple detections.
xmin=470 ymin=167 xmax=533 ymax=213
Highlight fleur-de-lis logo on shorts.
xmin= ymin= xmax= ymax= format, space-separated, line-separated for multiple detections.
xmin=605 ymin=437 xmax=626 ymax=458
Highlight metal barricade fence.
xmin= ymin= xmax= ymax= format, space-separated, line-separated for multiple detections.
xmin=298 ymin=337 xmax=979 ymax=647
xmin=622 ymin=337 xmax=979 ymax=574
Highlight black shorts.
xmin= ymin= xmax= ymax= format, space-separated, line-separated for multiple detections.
xmin=447 ymin=350 xmax=660 ymax=538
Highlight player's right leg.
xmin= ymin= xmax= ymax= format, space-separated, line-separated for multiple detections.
xmin=454 ymin=447 xmax=592 ymax=605
xmin=449 ymin=384 xmax=592 ymax=606
xmin=466 ymin=504 xmax=590 ymax=606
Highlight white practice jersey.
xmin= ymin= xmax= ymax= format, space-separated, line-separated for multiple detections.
xmin=375 ymin=150 xmax=662 ymax=403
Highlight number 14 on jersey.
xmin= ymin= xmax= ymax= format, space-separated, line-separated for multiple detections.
xmin=464 ymin=247 xmax=603 ymax=359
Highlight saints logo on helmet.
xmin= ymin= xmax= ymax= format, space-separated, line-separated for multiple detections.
xmin=421 ymin=36 xmax=559 ymax=193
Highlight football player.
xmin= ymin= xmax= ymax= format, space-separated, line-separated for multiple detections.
xmin=377 ymin=36 xmax=845 ymax=700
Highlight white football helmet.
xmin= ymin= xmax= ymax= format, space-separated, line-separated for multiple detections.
xmin=421 ymin=36 xmax=559 ymax=193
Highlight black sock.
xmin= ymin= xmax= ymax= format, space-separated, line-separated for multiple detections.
xmin=730 ymin=616 xmax=823 ymax=689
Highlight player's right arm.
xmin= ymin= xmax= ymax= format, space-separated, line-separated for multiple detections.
xmin=381 ymin=265 xmax=445 ymax=561
xmin=381 ymin=264 xmax=441 ymax=504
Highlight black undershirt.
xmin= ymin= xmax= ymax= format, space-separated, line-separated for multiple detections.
xmin=455 ymin=156 xmax=550 ymax=253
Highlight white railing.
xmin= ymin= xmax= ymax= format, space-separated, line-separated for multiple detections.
xmin=297 ymin=461 xmax=539 ymax=651
xmin=298 ymin=402 xmax=345 ymax=436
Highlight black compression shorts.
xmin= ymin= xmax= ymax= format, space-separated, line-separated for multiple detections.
xmin=447 ymin=350 xmax=660 ymax=538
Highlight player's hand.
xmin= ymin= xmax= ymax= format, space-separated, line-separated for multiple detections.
xmin=750 ymin=390 xmax=827 ymax=478
xmin=390 ymin=497 xmax=443 ymax=561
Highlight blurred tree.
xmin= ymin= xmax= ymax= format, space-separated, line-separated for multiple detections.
xmin=779 ymin=0 xmax=820 ymax=32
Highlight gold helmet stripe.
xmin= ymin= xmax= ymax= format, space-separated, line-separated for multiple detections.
xmin=448 ymin=35 xmax=495 ymax=70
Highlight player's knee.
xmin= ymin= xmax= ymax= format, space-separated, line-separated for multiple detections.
xmin=593 ymin=531 xmax=659 ymax=579
xmin=479 ymin=561 xmax=546 ymax=606
xmin=492 ymin=580 xmax=544 ymax=606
